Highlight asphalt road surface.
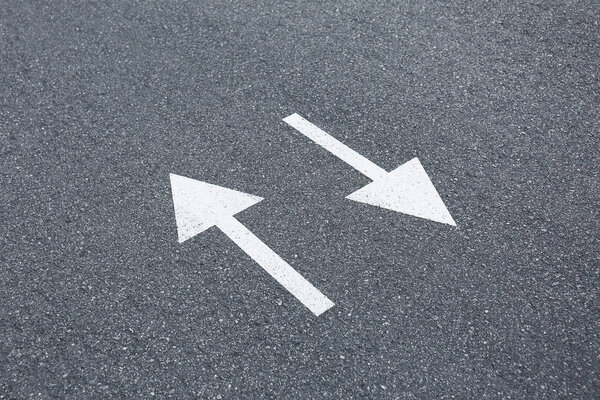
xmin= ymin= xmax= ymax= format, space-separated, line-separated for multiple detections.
xmin=2 ymin=1 xmax=599 ymax=398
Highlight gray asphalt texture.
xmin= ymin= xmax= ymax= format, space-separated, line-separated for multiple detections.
xmin=2 ymin=0 xmax=599 ymax=398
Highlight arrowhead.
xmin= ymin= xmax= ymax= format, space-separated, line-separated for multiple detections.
xmin=346 ymin=158 xmax=456 ymax=226
xmin=169 ymin=174 xmax=263 ymax=243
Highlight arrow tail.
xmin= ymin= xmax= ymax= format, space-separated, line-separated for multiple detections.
xmin=217 ymin=216 xmax=335 ymax=316
xmin=283 ymin=113 xmax=387 ymax=181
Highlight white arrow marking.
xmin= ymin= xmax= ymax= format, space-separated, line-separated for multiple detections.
xmin=216 ymin=216 xmax=334 ymax=316
xmin=283 ymin=113 xmax=456 ymax=226
xmin=170 ymin=173 xmax=334 ymax=316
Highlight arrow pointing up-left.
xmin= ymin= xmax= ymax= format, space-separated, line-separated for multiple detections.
xmin=169 ymin=173 xmax=334 ymax=316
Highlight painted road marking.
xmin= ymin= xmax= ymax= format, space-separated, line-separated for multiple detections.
xmin=282 ymin=113 xmax=387 ymax=181
xmin=170 ymin=173 xmax=334 ymax=316
xmin=283 ymin=113 xmax=456 ymax=226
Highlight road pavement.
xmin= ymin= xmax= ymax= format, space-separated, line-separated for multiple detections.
xmin=1 ymin=0 xmax=599 ymax=398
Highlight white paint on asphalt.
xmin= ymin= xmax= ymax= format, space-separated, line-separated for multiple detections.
xmin=283 ymin=113 xmax=456 ymax=226
xmin=170 ymin=173 xmax=264 ymax=243
xmin=170 ymin=173 xmax=334 ymax=316
xmin=283 ymin=113 xmax=388 ymax=181
xmin=346 ymin=158 xmax=456 ymax=226
xmin=217 ymin=216 xmax=334 ymax=316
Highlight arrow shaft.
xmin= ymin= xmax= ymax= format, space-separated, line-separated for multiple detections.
xmin=216 ymin=215 xmax=334 ymax=316
xmin=283 ymin=113 xmax=388 ymax=181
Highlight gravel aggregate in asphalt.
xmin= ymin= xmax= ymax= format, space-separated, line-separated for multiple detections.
xmin=1 ymin=1 xmax=599 ymax=398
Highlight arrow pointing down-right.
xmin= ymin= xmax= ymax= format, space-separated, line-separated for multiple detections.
xmin=283 ymin=113 xmax=456 ymax=226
